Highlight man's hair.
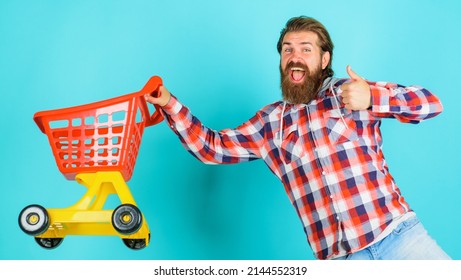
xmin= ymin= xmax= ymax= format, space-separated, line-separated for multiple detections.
xmin=277 ymin=16 xmax=334 ymax=79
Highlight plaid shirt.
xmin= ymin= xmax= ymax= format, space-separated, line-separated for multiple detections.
xmin=159 ymin=77 xmax=443 ymax=259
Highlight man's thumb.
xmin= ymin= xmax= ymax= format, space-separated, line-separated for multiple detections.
xmin=346 ymin=65 xmax=362 ymax=81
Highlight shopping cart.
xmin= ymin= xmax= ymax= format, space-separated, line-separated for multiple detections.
xmin=18 ymin=76 xmax=163 ymax=250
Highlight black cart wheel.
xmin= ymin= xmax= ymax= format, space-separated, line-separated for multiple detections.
xmin=112 ymin=204 xmax=142 ymax=235
xmin=123 ymin=233 xmax=150 ymax=250
xmin=18 ymin=204 xmax=50 ymax=236
xmin=122 ymin=238 xmax=146 ymax=250
xmin=35 ymin=238 xmax=63 ymax=249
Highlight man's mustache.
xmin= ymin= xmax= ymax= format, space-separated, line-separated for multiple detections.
xmin=285 ymin=61 xmax=308 ymax=73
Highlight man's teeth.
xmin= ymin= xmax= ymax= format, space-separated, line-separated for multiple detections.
xmin=291 ymin=67 xmax=305 ymax=71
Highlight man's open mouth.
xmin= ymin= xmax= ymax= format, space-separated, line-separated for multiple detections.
xmin=290 ymin=67 xmax=306 ymax=82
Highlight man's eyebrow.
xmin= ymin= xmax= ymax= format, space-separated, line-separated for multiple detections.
xmin=282 ymin=41 xmax=314 ymax=46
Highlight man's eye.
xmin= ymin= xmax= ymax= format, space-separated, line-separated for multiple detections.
xmin=284 ymin=48 xmax=292 ymax=53
xmin=303 ymin=48 xmax=311 ymax=52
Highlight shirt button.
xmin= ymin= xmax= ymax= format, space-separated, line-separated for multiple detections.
xmin=322 ymin=171 xmax=327 ymax=175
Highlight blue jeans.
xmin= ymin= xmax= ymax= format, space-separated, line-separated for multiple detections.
xmin=333 ymin=216 xmax=451 ymax=260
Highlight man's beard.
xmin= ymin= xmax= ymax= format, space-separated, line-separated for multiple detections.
xmin=280 ymin=61 xmax=323 ymax=104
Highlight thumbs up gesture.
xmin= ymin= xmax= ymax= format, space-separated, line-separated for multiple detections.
xmin=340 ymin=65 xmax=371 ymax=110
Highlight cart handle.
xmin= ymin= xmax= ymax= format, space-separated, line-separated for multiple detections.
xmin=34 ymin=76 xmax=165 ymax=133
xmin=139 ymin=76 xmax=164 ymax=127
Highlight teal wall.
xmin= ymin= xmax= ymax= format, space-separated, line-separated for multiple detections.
xmin=1 ymin=0 xmax=460 ymax=260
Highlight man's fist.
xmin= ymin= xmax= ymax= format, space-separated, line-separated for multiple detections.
xmin=145 ymin=85 xmax=171 ymax=107
xmin=339 ymin=65 xmax=371 ymax=110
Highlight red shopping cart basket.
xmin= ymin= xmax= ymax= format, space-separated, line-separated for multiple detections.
xmin=33 ymin=76 xmax=163 ymax=181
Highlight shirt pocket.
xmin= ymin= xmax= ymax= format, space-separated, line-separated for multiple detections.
xmin=322 ymin=108 xmax=358 ymax=145
xmin=280 ymin=124 xmax=306 ymax=163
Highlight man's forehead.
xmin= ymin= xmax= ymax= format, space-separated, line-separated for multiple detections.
xmin=282 ymin=31 xmax=319 ymax=45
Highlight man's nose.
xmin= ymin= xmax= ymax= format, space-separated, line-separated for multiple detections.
xmin=290 ymin=50 xmax=302 ymax=62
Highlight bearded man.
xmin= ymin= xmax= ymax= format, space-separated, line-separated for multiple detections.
xmin=145 ymin=16 xmax=449 ymax=260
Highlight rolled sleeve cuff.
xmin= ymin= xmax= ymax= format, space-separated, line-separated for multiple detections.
xmin=161 ymin=94 xmax=183 ymax=116
xmin=159 ymin=94 xmax=192 ymax=132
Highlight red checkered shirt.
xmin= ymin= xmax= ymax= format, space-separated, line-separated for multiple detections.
xmin=159 ymin=77 xmax=443 ymax=259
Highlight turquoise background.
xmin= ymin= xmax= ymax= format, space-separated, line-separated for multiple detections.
xmin=1 ymin=0 xmax=460 ymax=260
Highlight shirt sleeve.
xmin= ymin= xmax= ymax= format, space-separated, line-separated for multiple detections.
xmin=368 ymin=81 xmax=443 ymax=123
xmin=159 ymin=94 xmax=266 ymax=164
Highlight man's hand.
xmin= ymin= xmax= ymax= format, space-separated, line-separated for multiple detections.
xmin=145 ymin=85 xmax=171 ymax=107
xmin=339 ymin=65 xmax=371 ymax=110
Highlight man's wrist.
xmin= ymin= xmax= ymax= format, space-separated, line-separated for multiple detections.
xmin=159 ymin=93 xmax=172 ymax=107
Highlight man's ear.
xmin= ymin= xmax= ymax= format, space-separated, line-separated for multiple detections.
xmin=321 ymin=51 xmax=330 ymax=70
